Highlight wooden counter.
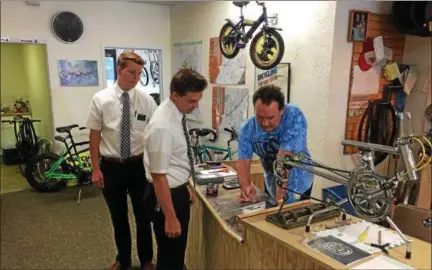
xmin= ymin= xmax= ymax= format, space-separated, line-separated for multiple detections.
xmin=185 ymin=164 xmax=431 ymax=269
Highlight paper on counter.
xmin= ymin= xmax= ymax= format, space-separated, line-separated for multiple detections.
xmin=315 ymin=221 xmax=412 ymax=254
xmin=351 ymin=255 xmax=415 ymax=269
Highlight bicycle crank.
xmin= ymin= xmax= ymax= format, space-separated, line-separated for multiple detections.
xmin=347 ymin=169 xmax=393 ymax=221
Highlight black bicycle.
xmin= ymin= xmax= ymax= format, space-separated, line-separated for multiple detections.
xmin=219 ymin=1 xmax=284 ymax=70
xmin=1 ymin=117 xmax=52 ymax=176
xmin=25 ymin=124 xmax=92 ymax=204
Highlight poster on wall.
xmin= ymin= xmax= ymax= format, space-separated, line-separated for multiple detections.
xmin=104 ymin=48 xmax=161 ymax=96
xmin=173 ymin=40 xmax=203 ymax=121
xmin=212 ymin=86 xmax=249 ymax=132
xmin=209 ymin=37 xmax=246 ymax=85
xmin=254 ymin=62 xmax=291 ymax=103
xmin=58 ymin=60 xmax=99 ymax=87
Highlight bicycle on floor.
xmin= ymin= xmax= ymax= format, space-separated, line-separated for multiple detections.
xmin=1 ymin=117 xmax=52 ymax=176
xmin=25 ymin=124 xmax=92 ymax=205
xmin=189 ymin=127 xmax=238 ymax=164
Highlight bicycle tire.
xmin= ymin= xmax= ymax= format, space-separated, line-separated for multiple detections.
xmin=219 ymin=23 xmax=240 ymax=59
xmin=140 ymin=67 xmax=149 ymax=87
xmin=150 ymin=62 xmax=160 ymax=84
xmin=250 ymin=28 xmax=284 ymax=70
xmin=25 ymin=152 xmax=68 ymax=192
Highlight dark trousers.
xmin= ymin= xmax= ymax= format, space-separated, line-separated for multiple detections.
xmin=152 ymin=184 xmax=191 ymax=270
xmin=100 ymin=158 xmax=153 ymax=268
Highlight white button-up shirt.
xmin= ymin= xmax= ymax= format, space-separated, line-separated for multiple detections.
xmin=85 ymin=83 xmax=157 ymax=158
xmin=143 ymin=98 xmax=191 ymax=188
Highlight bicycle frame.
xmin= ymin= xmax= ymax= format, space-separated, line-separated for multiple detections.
xmin=200 ymin=143 xmax=233 ymax=162
xmin=44 ymin=136 xmax=90 ymax=180
xmin=226 ymin=6 xmax=268 ymax=44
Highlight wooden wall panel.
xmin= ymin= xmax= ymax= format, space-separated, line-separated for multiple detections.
xmin=344 ymin=12 xmax=406 ymax=154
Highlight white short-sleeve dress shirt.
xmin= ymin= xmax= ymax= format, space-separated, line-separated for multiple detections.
xmin=143 ymin=99 xmax=191 ymax=188
xmin=85 ymin=83 xmax=157 ymax=158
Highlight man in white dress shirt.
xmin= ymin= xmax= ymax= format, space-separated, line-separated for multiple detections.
xmin=86 ymin=51 xmax=157 ymax=270
xmin=143 ymin=68 xmax=208 ymax=270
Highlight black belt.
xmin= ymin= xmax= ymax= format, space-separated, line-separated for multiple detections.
xmin=101 ymin=153 xmax=143 ymax=164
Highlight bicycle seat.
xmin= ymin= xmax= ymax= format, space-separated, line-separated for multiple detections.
xmin=54 ymin=135 xmax=68 ymax=143
xmin=233 ymin=1 xmax=249 ymax=8
xmin=56 ymin=124 xmax=79 ymax=133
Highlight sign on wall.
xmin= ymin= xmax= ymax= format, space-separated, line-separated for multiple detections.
xmin=254 ymin=62 xmax=291 ymax=103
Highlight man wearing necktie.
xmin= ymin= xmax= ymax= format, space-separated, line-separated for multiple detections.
xmin=143 ymin=67 xmax=208 ymax=270
xmin=86 ymin=51 xmax=158 ymax=270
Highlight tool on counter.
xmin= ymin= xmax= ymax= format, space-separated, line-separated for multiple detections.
xmin=358 ymin=225 xmax=370 ymax=243
xmin=366 ymin=230 xmax=390 ymax=255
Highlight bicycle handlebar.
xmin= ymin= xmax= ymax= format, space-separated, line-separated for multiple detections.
xmin=224 ymin=127 xmax=238 ymax=139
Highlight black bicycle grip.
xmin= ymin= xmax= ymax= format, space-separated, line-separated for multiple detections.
xmin=208 ymin=129 xmax=218 ymax=142
xmin=79 ymin=127 xmax=87 ymax=130
xmin=224 ymin=128 xmax=233 ymax=133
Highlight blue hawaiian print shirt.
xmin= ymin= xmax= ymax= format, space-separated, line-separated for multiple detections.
xmin=238 ymin=104 xmax=314 ymax=203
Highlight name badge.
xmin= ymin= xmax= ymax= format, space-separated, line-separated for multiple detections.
xmin=137 ymin=114 xmax=146 ymax=121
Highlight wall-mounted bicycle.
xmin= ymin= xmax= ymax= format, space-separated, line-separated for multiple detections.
xmin=219 ymin=1 xmax=284 ymax=70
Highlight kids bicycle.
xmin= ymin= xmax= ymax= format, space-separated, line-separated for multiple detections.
xmin=25 ymin=124 xmax=92 ymax=205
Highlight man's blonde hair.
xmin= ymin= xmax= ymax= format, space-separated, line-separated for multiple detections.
xmin=116 ymin=51 xmax=145 ymax=70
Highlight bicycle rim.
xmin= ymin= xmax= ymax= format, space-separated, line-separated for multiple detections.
xmin=254 ymin=34 xmax=280 ymax=66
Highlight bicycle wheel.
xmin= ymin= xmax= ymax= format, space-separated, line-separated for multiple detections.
xmin=25 ymin=152 xmax=69 ymax=192
xmin=37 ymin=138 xmax=53 ymax=155
xmin=150 ymin=62 xmax=160 ymax=84
xmin=140 ymin=67 xmax=149 ymax=87
xmin=219 ymin=23 xmax=240 ymax=59
xmin=250 ymin=28 xmax=284 ymax=70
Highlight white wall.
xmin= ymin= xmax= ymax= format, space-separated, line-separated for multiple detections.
xmin=1 ymin=1 xmax=171 ymax=143
xmin=403 ymin=36 xmax=431 ymax=135
xmin=171 ymin=1 xmax=337 ymax=197
xmin=322 ymin=1 xmax=393 ymax=193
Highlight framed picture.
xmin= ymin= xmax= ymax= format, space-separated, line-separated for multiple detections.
xmin=254 ymin=62 xmax=291 ymax=103
xmin=58 ymin=60 xmax=99 ymax=87
xmin=348 ymin=10 xmax=369 ymax=41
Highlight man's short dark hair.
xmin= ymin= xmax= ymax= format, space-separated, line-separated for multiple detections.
xmin=253 ymin=85 xmax=285 ymax=110
xmin=170 ymin=67 xmax=208 ymax=96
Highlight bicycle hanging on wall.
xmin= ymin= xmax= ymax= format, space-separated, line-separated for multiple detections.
xmin=219 ymin=1 xmax=284 ymax=70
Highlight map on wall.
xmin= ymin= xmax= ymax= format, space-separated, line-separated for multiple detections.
xmin=104 ymin=48 xmax=161 ymax=95
xmin=212 ymin=86 xmax=249 ymax=132
xmin=173 ymin=40 xmax=203 ymax=121
xmin=209 ymin=37 xmax=246 ymax=85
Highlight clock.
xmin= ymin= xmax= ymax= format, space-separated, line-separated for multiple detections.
xmin=51 ymin=11 xmax=84 ymax=43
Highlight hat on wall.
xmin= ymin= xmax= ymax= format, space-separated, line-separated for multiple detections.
xmin=358 ymin=37 xmax=377 ymax=71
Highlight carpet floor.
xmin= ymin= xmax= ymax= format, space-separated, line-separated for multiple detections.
xmin=1 ymin=186 xmax=157 ymax=269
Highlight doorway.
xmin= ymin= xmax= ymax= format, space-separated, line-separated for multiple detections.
xmin=0 ymin=42 xmax=54 ymax=193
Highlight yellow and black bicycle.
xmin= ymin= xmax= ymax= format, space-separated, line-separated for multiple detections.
xmin=219 ymin=1 xmax=284 ymax=70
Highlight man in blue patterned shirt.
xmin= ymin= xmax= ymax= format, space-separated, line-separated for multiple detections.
xmin=237 ymin=85 xmax=314 ymax=204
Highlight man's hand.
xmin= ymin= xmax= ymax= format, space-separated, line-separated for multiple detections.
xmin=92 ymin=169 xmax=104 ymax=188
xmin=165 ymin=217 xmax=181 ymax=238
xmin=239 ymin=184 xmax=257 ymax=202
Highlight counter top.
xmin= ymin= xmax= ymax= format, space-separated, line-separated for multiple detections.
xmin=240 ymin=204 xmax=432 ymax=269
